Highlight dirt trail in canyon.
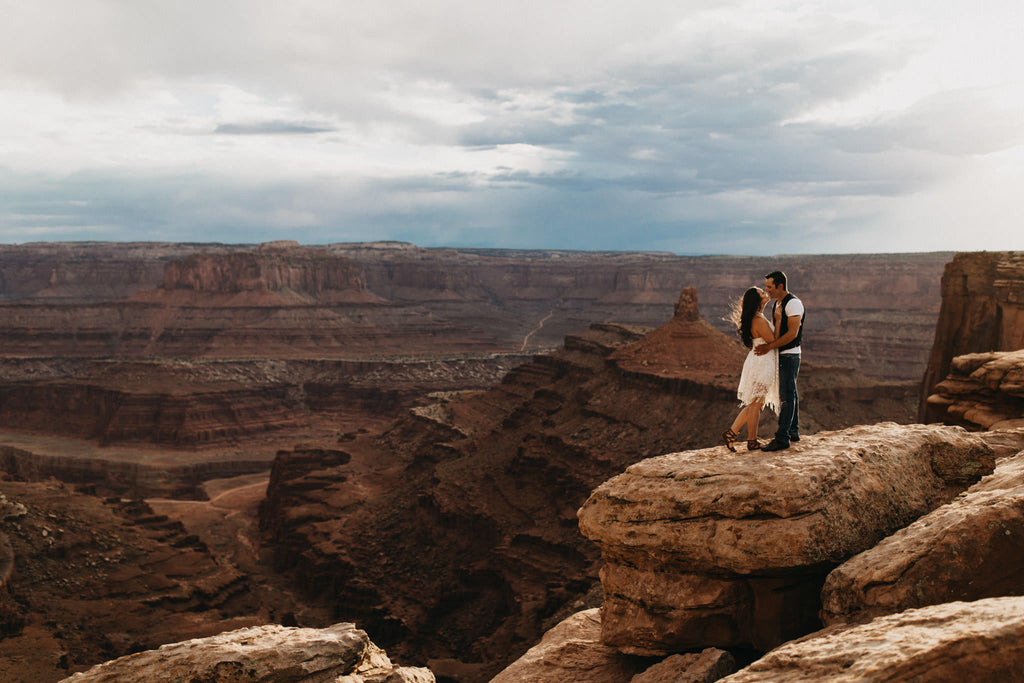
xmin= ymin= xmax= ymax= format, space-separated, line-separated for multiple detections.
xmin=520 ymin=309 xmax=555 ymax=351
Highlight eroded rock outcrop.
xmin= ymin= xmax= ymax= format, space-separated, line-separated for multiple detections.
xmin=158 ymin=247 xmax=374 ymax=303
xmin=0 ymin=479 xmax=310 ymax=680
xmin=259 ymin=291 xmax=921 ymax=681
xmin=919 ymin=251 xmax=1024 ymax=421
xmin=821 ymin=449 xmax=1024 ymax=625
xmin=0 ymin=242 xmax=949 ymax=379
xmin=491 ymin=608 xmax=737 ymax=683
xmin=489 ymin=608 xmax=644 ymax=683
xmin=577 ymin=423 xmax=995 ymax=654
xmin=59 ymin=622 xmax=434 ymax=683
xmin=925 ymin=349 xmax=1024 ymax=430
xmin=722 ymin=597 xmax=1024 ymax=681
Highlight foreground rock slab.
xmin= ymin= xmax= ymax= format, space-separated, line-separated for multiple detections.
xmin=822 ymin=450 xmax=1024 ymax=624
xmin=927 ymin=349 xmax=1024 ymax=429
xmin=59 ymin=622 xmax=434 ymax=683
xmin=722 ymin=596 xmax=1024 ymax=681
xmin=578 ymin=423 xmax=994 ymax=653
xmin=490 ymin=609 xmax=643 ymax=683
xmin=490 ymin=608 xmax=736 ymax=683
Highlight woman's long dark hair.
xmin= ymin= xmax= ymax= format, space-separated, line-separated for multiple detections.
xmin=729 ymin=287 xmax=763 ymax=348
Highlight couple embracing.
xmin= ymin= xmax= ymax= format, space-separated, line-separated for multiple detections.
xmin=722 ymin=270 xmax=804 ymax=452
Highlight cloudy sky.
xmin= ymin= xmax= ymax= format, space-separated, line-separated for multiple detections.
xmin=1 ymin=1 xmax=1022 ymax=254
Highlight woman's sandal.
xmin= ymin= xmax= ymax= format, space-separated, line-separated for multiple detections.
xmin=722 ymin=429 xmax=738 ymax=452
xmin=747 ymin=439 xmax=763 ymax=451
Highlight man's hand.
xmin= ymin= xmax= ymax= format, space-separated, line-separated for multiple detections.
xmin=754 ymin=343 xmax=771 ymax=356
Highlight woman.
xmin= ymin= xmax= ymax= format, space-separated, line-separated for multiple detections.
xmin=722 ymin=287 xmax=780 ymax=451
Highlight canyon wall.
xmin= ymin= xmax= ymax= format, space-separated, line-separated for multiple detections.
xmin=0 ymin=479 xmax=317 ymax=681
xmin=0 ymin=242 xmax=947 ymax=470
xmin=0 ymin=242 xmax=948 ymax=380
xmin=257 ymin=290 xmax=921 ymax=681
xmin=919 ymin=251 xmax=1024 ymax=421
xmin=0 ymin=446 xmax=269 ymax=499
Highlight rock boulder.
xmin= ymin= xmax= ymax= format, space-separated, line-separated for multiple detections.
xmin=919 ymin=251 xmax=1024 ymax=422
xmin=821 ymin=450 xmax=1024 ymax=624
xmin=577 ymin=423 xmax=995 ymax=654
xmin=490 ymin=608 xmax=737 ymax=683
xmin=926 ymin=349 xmax=1024 ymax=430
xmin=489 ymin=609 xmax=643 ymax=683
xmin=722 ymin=597 xmax=1024 ymax=681
xmin=59 ymin=622 xmax=434 ymax=683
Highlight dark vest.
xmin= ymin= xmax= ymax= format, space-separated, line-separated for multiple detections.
xmin=774 ymin=293 xmax=805 ymax=352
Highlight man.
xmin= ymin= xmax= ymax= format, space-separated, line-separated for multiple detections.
xmin=754 ymin=270 xmax=804 ymax=451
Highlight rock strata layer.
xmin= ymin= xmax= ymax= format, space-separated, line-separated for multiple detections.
xmin=59 ymin=622 xmax=434 ymax=683
xmin=919 ymin=251 xmax=1024 ymax=421
xmin=821 ymin=449 xmax=1024 ymax=624
xmin=258 ymin=291 xmax=919 ymax=680
xmin=491 ymin=608 xmax=737 ymax=683
xmin=489 ymin=609 xmax=644 ymax=683
xmin=577 ymin=423 xmax=995 ymax=654
xmin=0 ymin=242 xmax=949 ymax=380
xmin=926 ymin=349 xmax=1024 ymax=430
xmin=0 ymin=479 xmax=310 ymax=681
xmin=722 ymin=597 xmax=1024 ymax=681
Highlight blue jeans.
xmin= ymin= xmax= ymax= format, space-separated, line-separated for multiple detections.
xmin=775 ymin=353 xmax=800 ymax=445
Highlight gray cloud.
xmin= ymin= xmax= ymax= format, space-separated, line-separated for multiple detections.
xmin=213 ymin=120 xmax=337 ymax=136
xmin=0 ymin=1 xmax=1021 ymax=253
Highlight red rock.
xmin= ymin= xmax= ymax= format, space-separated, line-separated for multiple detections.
xmin=723 ymin=597 xmax=1024 ymax=681
xmin=926 ymin=349 xmax=1024 ymax=430
xmin=0 ymin=243 xmax=950 ymax=380
xmin=259 ymin=303 xmax=925 ymax=678
xmin=489 ymin=609 xmax=643 ymax=683
xmin=577 ymin=423 xmax=994 ymax=653
xmin=57 ymin=622 xmax=432 ymax=683
xmin=919 ymin=251 xmax=1024 ymax=422
xmin=820 ymin=450 xmax=1024 ymax=625
xmin=630 ymin=649 xmax=737 ymax=683
xmin=0 ymin=479 xmax=312 ymax=679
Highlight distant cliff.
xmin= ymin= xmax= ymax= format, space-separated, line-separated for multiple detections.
xmin=158 ymin=246 xmax=374 ymax=302
xmin=0 ymin=242 xmax=948 ymax=381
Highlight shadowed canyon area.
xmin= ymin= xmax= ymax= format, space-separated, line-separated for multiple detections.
xmin=1 ymin=243 xmax=1023 ymax=682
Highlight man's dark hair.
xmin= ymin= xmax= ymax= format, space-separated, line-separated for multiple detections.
xmin=765 ymin=270 xmax=788 ymax=290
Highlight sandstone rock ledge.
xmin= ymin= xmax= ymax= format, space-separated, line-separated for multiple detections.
xmin=490 ymin=608 xmax=737 ymax=683
xmin=721 ymin=596 xmax=1024 ymax=681
xmin=59 ymin=622 xmax=434 ymax=683
xmin=577 ymin=423 xmax=995 ymax=654
xmin=926 ymin=349 xmax=1024 ymax=430
xmin=821 ymin=449 xmax=1024 ymax=624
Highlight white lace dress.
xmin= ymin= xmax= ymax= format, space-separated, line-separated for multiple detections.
xmin=736 ymin=317 xmax=780 ymax=414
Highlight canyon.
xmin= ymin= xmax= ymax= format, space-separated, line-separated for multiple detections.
xmin=0 ymin=242 xmax=945 ymax=499
xmin=0 ymin=242 xmax=1013 ymax=682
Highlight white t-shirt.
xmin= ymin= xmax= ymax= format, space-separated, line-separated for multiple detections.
xmin=776 ymin=296 xmax=804 ymax=355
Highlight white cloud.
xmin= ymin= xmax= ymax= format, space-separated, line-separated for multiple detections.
xmin=0 ymin=0 xmax=1022 ymax=252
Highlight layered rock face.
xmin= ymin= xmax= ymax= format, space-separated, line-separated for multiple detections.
xmin=821 ymin=445 xmax=1024 ymax=625
xmin=489 ymin=608 xmax=736 ymax=683
xmin=722 ymin=597 xmax=1024 ymax=682
xmin=0 ymin=242 xmax=948 ymax=380
xmin=60 ymin=622 xmax=434 ymax=683
xmin=924 ymin=349 xmax=1024 ymax=430
xmin=258 ymin=289 xmax=922 ymax=681
xmin=159 ymin=246 xmax=373 ymax=301
xmin=0 ymin=356 xmax=521 ymax=450
xmin=576 ymin=423 xmax=995 ymax=654
xmin=0 ymin=243 xmax=946 ymax=468
xmin=919 ymin=251 xmax=1024 ymax=421
xmin=0 ymin=242 xmax=217 ymax=302
xmin=0 ymin=479 xmax=312 ymax=682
